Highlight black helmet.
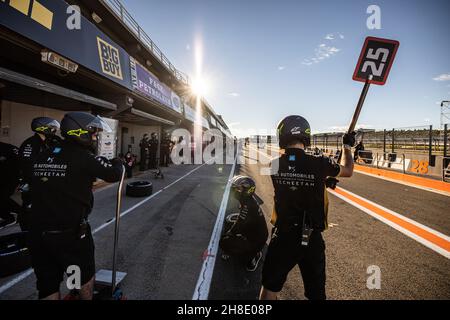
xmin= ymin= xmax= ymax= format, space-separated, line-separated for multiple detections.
xmin=277 ymin=115 xmax=311 ymax=149
xmin=31 ymin=117 xmax=60 ymax=136
xmin=60 ymin=112 xmax=111 ymax=148
xmin=231 ymin=175 xmax=256 ymax=201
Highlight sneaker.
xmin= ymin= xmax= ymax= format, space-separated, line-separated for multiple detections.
xmin=246 ymin=251 xmax=262 ymax=272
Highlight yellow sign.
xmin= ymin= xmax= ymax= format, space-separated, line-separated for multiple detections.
xmin=97 ymin=37 xmax=123 ymax=80
xmin=8 ymin=0 xmax=53 ymax=30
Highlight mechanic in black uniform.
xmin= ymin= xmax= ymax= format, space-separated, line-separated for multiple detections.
xmin=29 ymin=112 xmax=123 ymax=300
xmin=0 ymin=142 xmax=21 ymax=228
xmin=160 ymin=133 xmax=171 ymax=167
xmin=259 ymin=115 xmax=355 ymax=300
xmin=139 ymin=133 xmax=149 ymax=171
xmin=148 ymin=132 xmax=159 ymax=169
xmin=18 ymin=117 xmax=61 ymax=231
xmin=220 ymin=175 xmax=268 ymax=271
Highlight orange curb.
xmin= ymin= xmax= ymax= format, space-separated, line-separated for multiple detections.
xmin=354 ymin=164 xmax=450 ymax=193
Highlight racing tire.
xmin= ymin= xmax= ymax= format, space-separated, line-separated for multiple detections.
xmin=126 ymin=181 xmax=153 ymax=197
xmin=0 ymin=232 xmax=32 ymax=278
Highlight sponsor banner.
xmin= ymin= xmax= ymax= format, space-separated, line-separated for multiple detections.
xmin=0 ymin=0 xmax=133 ymax=89
xmin=202 ymin=116 xmax=210 ymax=130
xmin=184 ymin=103 xmax=196 ymax=122
xmin=183 ymin=103 xmax=209 ymax=129
xmin=98 ymin=117 xmax=118 ymax=159
xmin=130 ymin=57 xmax=182 ymax=113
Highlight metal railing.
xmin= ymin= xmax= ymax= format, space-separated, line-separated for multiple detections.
xmin=354 ymin=150 xmax=450 ymax=182
xmin=355 ymin=151 xmax=406 ymax=172
xmin=443 ymin=157 xmax=450 ymax=182
xmin=101 ymin=0 xmax=190 ymax=85
xmin=312 ymin=125 xmax=449 ymax=166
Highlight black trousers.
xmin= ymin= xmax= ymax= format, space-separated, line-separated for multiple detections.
xmin=160 ymin=150 xmax=170 ymax=166
xmin=262 ymin=229 xmax=326 ymax=300
xmin=139 ymin=151 xmax=147 ymax=171
xmin=125 ymin=164 xmax=133 ymax=178
xmin=148 ymin=150 xmax=157 ymax=169
xmin=29 ymin=228 xmax=95 ymax=299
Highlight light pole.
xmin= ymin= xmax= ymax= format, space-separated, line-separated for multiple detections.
xmin=441 ymin=100 xmax=450 ymax=129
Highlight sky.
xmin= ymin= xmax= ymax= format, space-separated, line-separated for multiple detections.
xmin=121 ymin=0 xmax=450 ymax=136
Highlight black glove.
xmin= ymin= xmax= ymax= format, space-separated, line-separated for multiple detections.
xmin=325 ymin=177 xmax=339 ymax=189
xmin=342 ymin=132 xmax=356 ymax=147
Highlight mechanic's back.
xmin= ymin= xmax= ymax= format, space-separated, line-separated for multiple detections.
xmin=271 ymin=147 xmax=341 ymax=231
xmin=31 ymin=138 xmax=122 ymax=231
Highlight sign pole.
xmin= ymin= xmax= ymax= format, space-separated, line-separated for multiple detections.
xmin=328 ymin=75 xmax=373 ymax=189
xmin=348 ymin=76 xmax=372 ymax=133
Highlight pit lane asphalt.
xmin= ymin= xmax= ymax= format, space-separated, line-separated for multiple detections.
xmin=0 ymin=162 xmax=234 ymax=300
xmin=208 ymin=145 xmax=450 ymax=300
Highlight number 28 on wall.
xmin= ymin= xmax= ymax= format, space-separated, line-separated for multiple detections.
xmin=410 ymin=160 xmax=429 ymax=175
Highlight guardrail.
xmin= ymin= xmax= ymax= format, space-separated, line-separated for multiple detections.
xmin=313 ymin=124 xmax=449 ymax=160
xmin=356 ymin=151 xmax=406 ymax=173
xmin=354 ymin=150 xmax=450 ymax=182
xmin=443 ymin=157 xmax=450 ymax=182
xmin=100 ymin=0 xmax=190 ymax=85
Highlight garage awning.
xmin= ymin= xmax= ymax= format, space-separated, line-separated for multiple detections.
xmin=114 ymin=108 xmax=175 ymax=126
xmin=0 ymin=67 xmax=116 ymax=111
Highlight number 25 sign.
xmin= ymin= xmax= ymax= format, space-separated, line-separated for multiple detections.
xmin=353 ymin=37 xmax=399 ymax=85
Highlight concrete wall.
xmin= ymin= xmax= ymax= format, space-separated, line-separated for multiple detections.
xmin=118 ymin=122 xmax=161 ymax=161
xmin=0 ymin=100 xmax=67 ymax=147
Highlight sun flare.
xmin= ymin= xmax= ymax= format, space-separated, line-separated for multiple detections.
xmin=191 ymin=77 xmax=209 ymax=97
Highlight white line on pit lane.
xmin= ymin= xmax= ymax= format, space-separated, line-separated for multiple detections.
xmin=0 ymin=162 xmax=212 ymax=296
xmin=192 ymin=154 xmax=238 ymax=300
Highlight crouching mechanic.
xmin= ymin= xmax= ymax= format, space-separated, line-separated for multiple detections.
xmin=260 ymin=115 xmax=355 ymax=300
xmin=220 ymin=176 xmax=268 ymax=271
xmin=29 ymin=112 xmax=123 ymax=300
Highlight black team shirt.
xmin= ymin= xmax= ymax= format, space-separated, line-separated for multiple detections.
xmin=271 ymin=148 xmax=340 ymax=231
xmin=31 ymin=141 xmax=123 ymax=232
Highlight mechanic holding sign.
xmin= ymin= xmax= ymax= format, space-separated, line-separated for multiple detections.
xmin=260 ymin=37 xmax=399 ymax=300
xmin=259 ymin=116 xmax=355 ymax=300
